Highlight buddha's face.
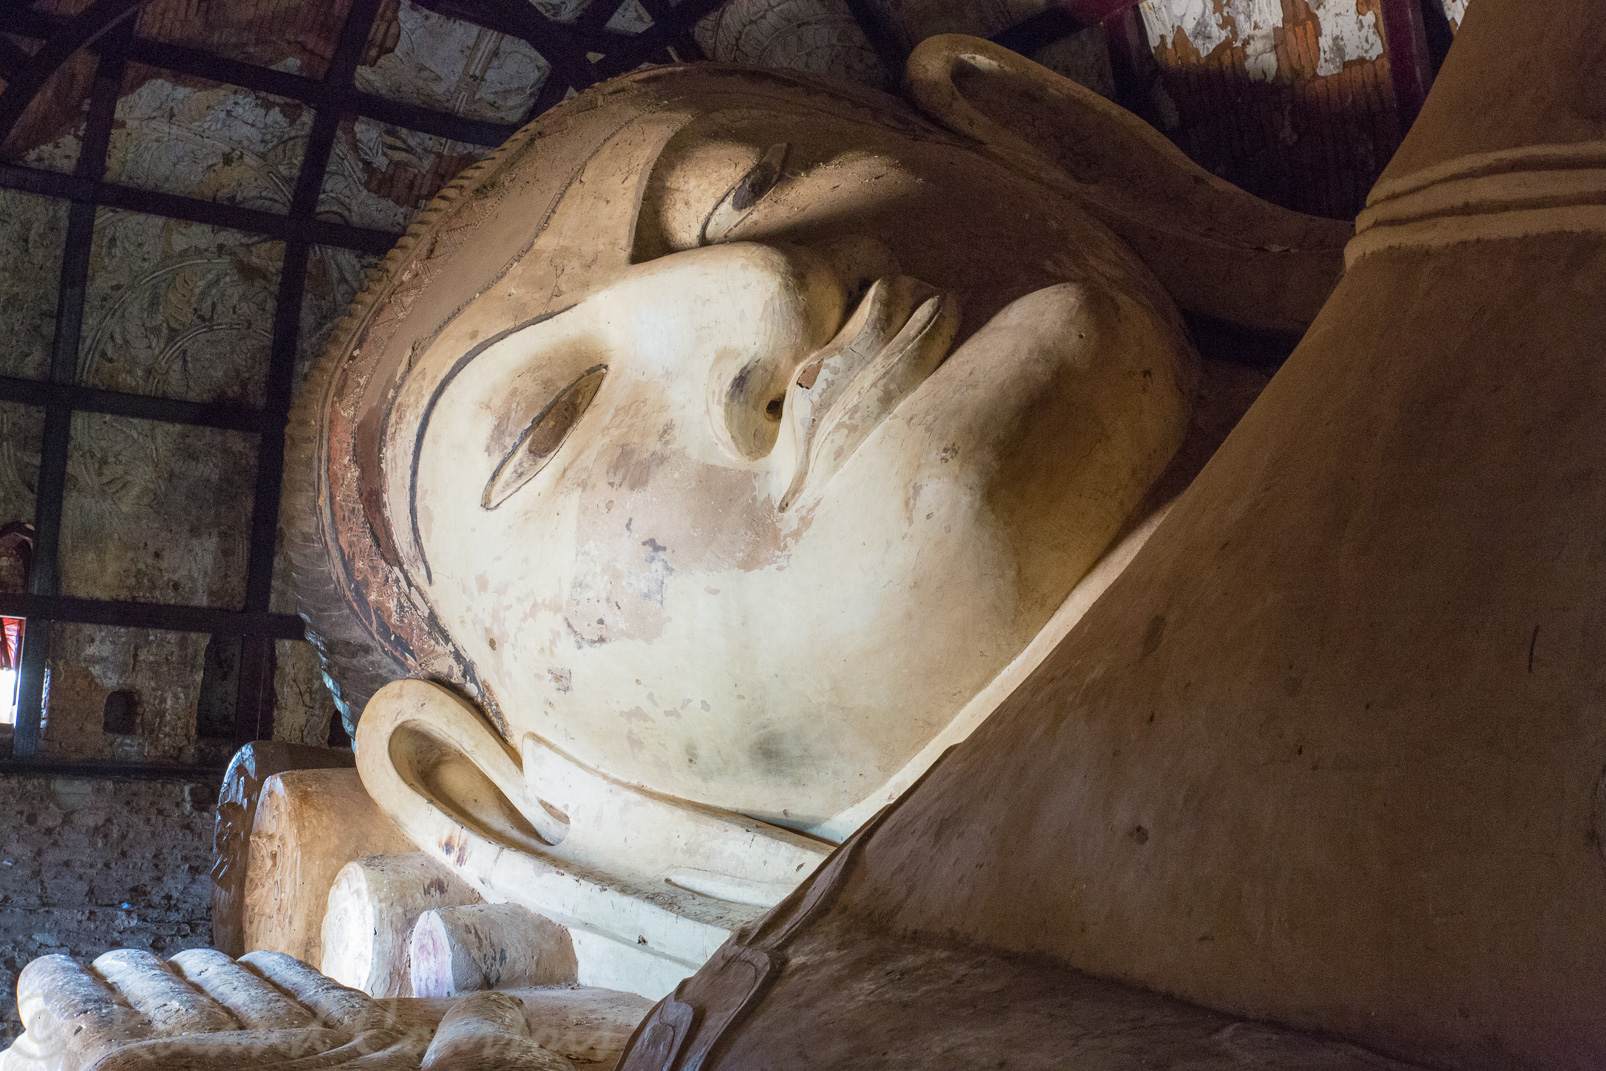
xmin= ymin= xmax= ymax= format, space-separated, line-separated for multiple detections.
xmin=397 ymin=106 xmax=1192 ymax=828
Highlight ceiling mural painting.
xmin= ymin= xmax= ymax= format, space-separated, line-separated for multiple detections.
xmin=693 ymin=0 xmax=886 ymax=86
xmin=0 ymin=190 xmax=65 ymax=385
xmin=354 ymin=0 xmax=551 ymax=122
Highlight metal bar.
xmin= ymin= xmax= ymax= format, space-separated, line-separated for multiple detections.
xmin=573 ymin=0 xmax=622 ymax=34
xmin=1102 ymin=5 xmax=1160 ymax=126
xmin=0 ymin=758 xmax=226 ymax=779
xmin=13 ymin=23 xmax=132 ymax=758
xmin=1379 ymin=0 xmax=1433 ymax=136
xmin=232 ymin=239 xmax=307 ymax=743
xmin=411 ymin=0 xmax=600 ymax=97
xmin=0 ymin=10 xmax=57 ymax=39
xmin=233 ymin=0 xmax=386 ymax=746
xmin=525 ymin=72 xmax=571 ymax=123
xmin=0 ymin=593 xmax=305 ymax=639
xmin=634 ymin=0 xmax=676 ymax=25
xmin=0 ymin=376 xmax=268 ymax=433
xmin=0 ymin=0 xmax=148 ymax=145
xmin=592 ymin=0 xmax=732 ymax=75
xmin=243 ymin=242 xmax=309 ymax=618
xmin=836 ymin=0 xmax=908 ymax=78
xmin=121 ymin=37 xmax=516 ymax=147
xmin=991 ymin=0 xmax=1143 ymax=57
xmin=0 ymin=30 xmax=31 ymax=81
xmin=0 ymin=162 xmax=402 ymax=253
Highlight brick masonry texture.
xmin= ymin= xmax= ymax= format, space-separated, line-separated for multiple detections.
xmin=0 ymin=773 xmax=218 ymax=1043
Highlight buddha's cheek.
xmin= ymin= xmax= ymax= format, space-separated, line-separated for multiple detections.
xmin=550 ymin=442 xmax=795 ymax=650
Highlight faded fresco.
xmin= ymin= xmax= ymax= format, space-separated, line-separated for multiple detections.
xmin=0 ymin=2 xmax=540 ymax=760
xmin=693 ymin=0 xmax=1115 ymax=98
xmin=695 ymin=0 xmax=887 ymax=86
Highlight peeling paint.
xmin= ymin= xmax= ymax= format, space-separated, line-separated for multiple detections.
xmin=1139 ymin=0 xmax=1285 ymax=82
xmin=1308 ymin=0 xmax=1385 ymax=76
xmin=1140 ymin=0 xmax=1384 ymax=82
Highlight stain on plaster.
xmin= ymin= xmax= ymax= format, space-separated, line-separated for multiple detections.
xmin=1139 ymin=0 xmax=1285 ymax=82
xmin=58 ymin=415 xmax=255 ymax=609
xmin=78 ymin=213 xmax=283 ymax=408
xmin=318 ymin=118 xmax=486 ymax=232
xmin=1139 ymin=0 xmax=1383 ymax=82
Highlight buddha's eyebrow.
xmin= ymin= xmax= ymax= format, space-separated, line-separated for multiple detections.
xmin=407 ymin=304 xmax=577 ymax=585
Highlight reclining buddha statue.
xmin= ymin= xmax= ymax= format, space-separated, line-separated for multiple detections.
xmin=4 ymin=27 xmax=1389 ymax=1071
xmin=279 ymin=28 xmax=1345 ymax=994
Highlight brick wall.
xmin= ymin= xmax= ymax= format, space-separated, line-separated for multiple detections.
xmin=0 ymin=773 xmax=217 ymax=1043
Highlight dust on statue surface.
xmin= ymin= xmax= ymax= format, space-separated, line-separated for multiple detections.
xmin=0 ymin=33 xmax=1352 ymax=1071
xmin=280 ymin=31 xmax=1341 ymax=988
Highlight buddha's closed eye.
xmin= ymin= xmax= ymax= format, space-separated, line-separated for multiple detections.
xmin=702 ymin=143 xmax=789 ymax=245
xmin=482 ymin=365 xmax=607 ymax=509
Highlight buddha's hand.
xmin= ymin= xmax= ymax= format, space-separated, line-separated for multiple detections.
xmin=0 ymin=949 xmax=573 ymax=1071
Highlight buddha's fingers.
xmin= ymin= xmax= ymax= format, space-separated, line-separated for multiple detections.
xmin=421 ymin=992 xmax=574 ymax=1071
xmin=168 ymin=949 xmax=318 ymax=1031
xmin=91 ymin=950 xmax=239 ymax=1037
xmin=315 ymin=1032 xmax=434 ymax=1071
xmin=80 ymin=1028 xmax=351 ymax=1071
xmin=218 ymin=1027 xmax=425 ymax=1071
xmin=241 ymin=952 xmax=390 ymax=1035
xmin=8 ymin=955 xmax=152 ymax=1071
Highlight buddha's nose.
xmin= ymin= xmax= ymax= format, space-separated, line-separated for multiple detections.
xmin=692 ymin=243 xmax=848 ymax=461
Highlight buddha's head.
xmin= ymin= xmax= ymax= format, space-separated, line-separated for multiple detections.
xmin=291 ymin=60 xmax=1197 ymax=829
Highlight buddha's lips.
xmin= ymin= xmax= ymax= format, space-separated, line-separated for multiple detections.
xmin=777 ymin=276 xmax=961 ymax=511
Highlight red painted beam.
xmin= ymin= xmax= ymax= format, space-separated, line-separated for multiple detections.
xmin=993 ymin=0 xmax=1146 ymax=57
xmin=1378 ymin=0 xmax=1434 ymax=135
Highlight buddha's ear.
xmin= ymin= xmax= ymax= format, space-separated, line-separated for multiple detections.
xmin=906 ymin=35 xmax=1353 ymax=338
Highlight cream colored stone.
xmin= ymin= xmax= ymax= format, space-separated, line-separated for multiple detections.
xmin=611 ymin=5 xmax=1606 ymax=1070
xmin=313 ymin=42 xmax=1342 ymax=998
xmin=241 ymin=768 xmax=414 ymax=966
xmin=410 ymin=904 xmax=578 ymax=998
xmin=212 ymin=741 xmax=357 ymax=957
xmin=1 ymin=948 xmax=645 ymax=1071
xmin=320 ymin=852 xmax=482 ymax=998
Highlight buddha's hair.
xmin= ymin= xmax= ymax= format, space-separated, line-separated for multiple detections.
xmin=282 ymin=62 xmax=948 ymax=740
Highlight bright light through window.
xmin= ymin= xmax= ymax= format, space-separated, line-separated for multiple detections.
xmin=0 ymin=667 xmax=16 ymax=726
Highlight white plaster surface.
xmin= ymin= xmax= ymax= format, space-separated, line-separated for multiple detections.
xmin=1138 ymin=0 xmax=1285 ymax=81
xmin=1308 ymin=0 xmax=1384 ymax=76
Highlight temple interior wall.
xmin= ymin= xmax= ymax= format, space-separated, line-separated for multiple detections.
xmin=0 ymin=773 xmax=216 ymax=1042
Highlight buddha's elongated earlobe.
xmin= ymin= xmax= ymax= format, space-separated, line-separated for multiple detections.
xmin=905 ymin=34 xmax=1353 ymax=337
